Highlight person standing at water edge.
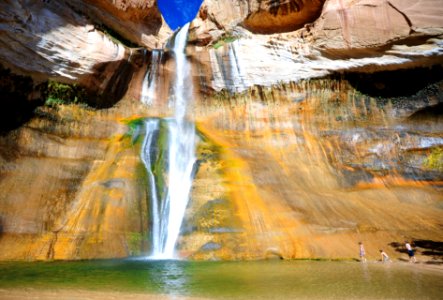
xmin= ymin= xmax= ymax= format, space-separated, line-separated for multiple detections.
xmin=359 ymin=242 xmax=367 ymax=262
xmin=405 ymin=241 xmax=417 ymax=263
xmin=380 ymin=250 xmax=390 ymax=263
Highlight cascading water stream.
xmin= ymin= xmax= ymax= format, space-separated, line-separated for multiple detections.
xmin=141 ymin=23 xmax=196 ymax=259
xmin=140 ymin=119 xmax=161 ymax=254
xmin=163 ymin=22 xmax=196 ymax=257
xmin=141 ymin=50 xmax=162 ymax=106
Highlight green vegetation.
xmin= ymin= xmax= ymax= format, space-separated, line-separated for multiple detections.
xmin=125 ymin=118 xmax=145 ymax=134
xmin=95 ymin=24 xmax=139 ymax=48
xmin=190 ymin=198 xmax=236 ymax=231
xmin=151 ymin=120 xmax=169 ymax=202
xmin=122 ymin=118 xmax=169 ymax=214
xmin=213 ymin=34 xmax=237 ymax=49
xmin=423 ymin=147 xmax=443 ymax=171
xmin=127 ymin=232 xmax=144 ymax=255
xmin=196 ymin=132 xmax=223 ymax=163
xmin=122 ymin=117 xmax=145 ymax=144
xmin=44 ymin=80 xmax=88 ymax=107
xmin=135 ymin=162 xmax=150 ymax=248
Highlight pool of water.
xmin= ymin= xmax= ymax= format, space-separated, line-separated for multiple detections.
xmin=0 ymin=259 xmax=441 ymax=299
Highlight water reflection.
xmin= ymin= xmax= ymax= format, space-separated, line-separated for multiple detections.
xmin=360 ymin=262 xmax=371 ymax=283
xmin=150 ymin=260 xmax=188 ymax=297
xmin=410 ymin=264 xmax=423 ymax=295
xmin=0 ymin=260 xmax=442 ymax=299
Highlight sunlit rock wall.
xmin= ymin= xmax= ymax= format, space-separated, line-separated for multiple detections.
xmin=242 ymin=0 xmax=325 ymax=34
xmin=193 ymin=0 xmax=325 ymax=40
xmin=1 ymin=72 xmax=442 ymax=261
xmin=177 ymin=73 xmax=443 ymax=260
xmin=0 ymin=0 xmax=442 ymax=261
xmin=69 ymin=0 xmax=172 ymax=48
xmin=0 ymin=103 xmax=151 ymax=260
xmin=0 ymin=1 xmax=128 ymax=84
xmin=313 ymin=0 xmax=443 ymax=53
xmin=191 ymin=0 xmax=443 ymax=93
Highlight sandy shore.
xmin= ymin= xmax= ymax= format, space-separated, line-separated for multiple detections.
xmin=0 ymin=288 xmax=430 ymax=300
xmin=0 ymin=289 xmax=209 ymax=300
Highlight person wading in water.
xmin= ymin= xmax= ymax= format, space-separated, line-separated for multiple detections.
xmin=359 ymin=242 xmax=367 ymax=262
xmin=405 ymin=241 xmax=417 ymax=263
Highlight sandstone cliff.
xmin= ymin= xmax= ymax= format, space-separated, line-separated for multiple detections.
xmin=0 ymin=1 xmax=129 ymax=84
xmin=1 ymin=0 xmax=442 ymax=95
xmin=191 ymin=0 xmax=443 ymax=93
xmin=0 ymin=0 xmax=442 ymax=261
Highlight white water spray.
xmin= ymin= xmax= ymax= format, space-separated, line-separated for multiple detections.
xmin=141 ymin=50 xmax=162 ymax=106
xmin=141 ymin=23 xmax=196 ymax=259
xmin=163 ymin=22 xmax=196 ymax=257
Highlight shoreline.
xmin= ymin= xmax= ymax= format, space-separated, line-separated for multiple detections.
xmin=0 ymin=260 xmax=441 ymax=300
xmin=0 ymin=289 xmax=209 ymax=300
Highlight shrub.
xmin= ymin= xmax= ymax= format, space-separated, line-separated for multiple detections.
xmin=213 ymin=34 xmax=237 ymax=49
xmin=44 ymin=81 xmax=88 ymax=106
xmin=423 ymin=147 xmax=443 ymax=171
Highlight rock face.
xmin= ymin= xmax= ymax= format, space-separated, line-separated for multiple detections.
xmin=0 ymin=102 xmax=151 ymax=260
xmin=0 ymin=0 xmax=442 ymax=261
xmin=1 ymin=71 xmax=443 ymax=261
xmin=314 ymin=0 xmax=411 ymax=50
xmin=175 ymin=71 xmax=443 ymax=260
xmin=312 ymin=0 xmax=443 ymax=53
xmin=0 ymin=1 xmax=126 ymax=80
xmin=242 ymin=0 xmax=325 ymax=34
xmin=0 ymin=0 xmax=141 ymax=105
xmin=194 ymin=0 xmax=325 ymax=35
xmin=1 ymin=0 xmax=442 ymax=95
xmin=192 ymin=0 xmax=443 ymax=93
xmin=191 ymin=0 xmax=325 ymax=44
xmin=69 ymin=0 xmax=172 ymax=49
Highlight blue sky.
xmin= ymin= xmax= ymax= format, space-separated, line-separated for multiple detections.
xmin=157 ymin=0 xmax=203 ymax=30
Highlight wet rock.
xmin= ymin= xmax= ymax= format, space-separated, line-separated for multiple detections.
xmin=200 ymin=241 xmax=222 ymax=251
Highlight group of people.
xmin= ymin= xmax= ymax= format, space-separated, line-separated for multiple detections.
xmin=358 ymin=241 xmax=417 ymax=263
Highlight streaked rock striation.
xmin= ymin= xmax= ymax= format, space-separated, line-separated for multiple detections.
xmin=0 ymin=103 xmax=150 ymax=260
xmin=0 ymin=1 xmax=127 ymax=82
xmin=242 ymin=0 xmax=325 ymax=34
xmin=193 ymin=0 xmax=443 ymax=93
xmin=69 ymin=0 xmax=171 ymax=49
xmin=0 ymin=0 xmax=442 ymax=261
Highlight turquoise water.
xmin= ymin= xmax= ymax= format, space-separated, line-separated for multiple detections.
xmin=0 ymin=260 xmax=442 ymax=299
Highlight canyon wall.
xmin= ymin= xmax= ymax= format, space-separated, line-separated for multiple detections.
xmin=0 ymin=0 xmax=442 ymax=261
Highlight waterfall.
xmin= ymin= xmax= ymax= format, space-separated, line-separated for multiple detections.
xmin=141 ymin=50 xmax=162 ymax=106
xmin=141 ymin=23 xmax=196 ymax=259
xmin=140 ymin=119 xmax=162 ymax=254
xmin=163 ymin=22 xmax=196 ymax=257
xmin=227 ymin=41 xmax=246 ymax=93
